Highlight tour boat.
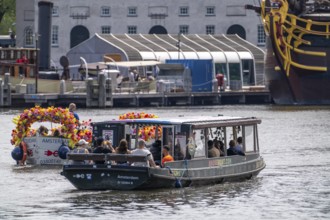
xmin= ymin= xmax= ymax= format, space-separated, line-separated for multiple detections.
xmin=61 ymin=115 xmax=266 ymax=190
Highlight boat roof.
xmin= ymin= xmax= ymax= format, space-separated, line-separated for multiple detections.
xmin=92 ymin=115 xmax=261 ymax=129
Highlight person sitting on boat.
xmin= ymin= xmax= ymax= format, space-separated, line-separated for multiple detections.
xmin=103 ymin=140 xmax=115 ymax=153
xmin=115 ymin=139 xmax=131 ymax=165
xmin=71 ymin=139 xmax=90 ymax=165
xmin=69 ymin=103 xmax=80 ymax=125
xmin=207 ymin=140 xmax=220 ymax=158
xmin=227 ymin=140 xmax=245 ymax=156
xmin=131 ymin=139 xmax=157 ymax=168
xmin=37 ymin=125 xmax=49 ymax=136
xmin=214 ymin=139 xmax=225 ymax=157
xmin=235 ymin=136 xmax=243 ymax=152
xmin=149 ymin=139 xmax=162 ymax=165
xmin=174 ymin=139 xmax=184 ymax=160
xmin=93 ymin=137 xmax=112 ymax=164
xmin=161 ymin=145 xmax=174 ymax=167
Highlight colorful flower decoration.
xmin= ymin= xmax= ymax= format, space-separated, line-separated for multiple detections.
xmin=119 ymin=112 xmax=161 ymax=141
xmin=11 ymin=106 xmax=92 ymax=148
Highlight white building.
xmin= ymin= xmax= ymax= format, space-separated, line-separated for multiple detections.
xmin=15 ymin=0 xmax=266 ymax=67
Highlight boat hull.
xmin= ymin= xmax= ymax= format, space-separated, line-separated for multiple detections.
xmin=61 ymin=154 xmax=266 ymax=190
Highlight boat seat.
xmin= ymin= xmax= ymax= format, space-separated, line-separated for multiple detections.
xmin=67 ymin=153 xmax=148 ymax=164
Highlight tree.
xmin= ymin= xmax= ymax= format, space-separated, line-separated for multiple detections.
xmin=0 ymin=0 xmax=15 ymax=35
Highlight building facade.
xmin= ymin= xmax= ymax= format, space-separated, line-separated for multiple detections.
xmin=15 ymin=0 xmax=265 ymax=67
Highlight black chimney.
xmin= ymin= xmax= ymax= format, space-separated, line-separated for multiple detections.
xmin=38 ymin=1 xmax=53 ymax=70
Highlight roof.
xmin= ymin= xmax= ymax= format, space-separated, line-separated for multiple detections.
xmin=92 ymin=115 xmax=261 ymax=129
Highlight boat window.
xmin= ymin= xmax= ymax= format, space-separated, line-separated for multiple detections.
xmin=244 ymin=125 xmax=256 ymax=153
xmin=162 ymin=126 xmax=175 ymax=156
xmin=193 ymin=129 xmax=205 ymax=158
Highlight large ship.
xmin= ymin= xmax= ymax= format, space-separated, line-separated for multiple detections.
xmin=247 ymin=0 xmax=330 ymax=104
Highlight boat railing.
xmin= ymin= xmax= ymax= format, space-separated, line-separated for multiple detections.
xmin=66 ymin=153 xmax=148 ymax=164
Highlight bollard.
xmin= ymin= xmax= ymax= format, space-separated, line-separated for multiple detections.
xmin=86 ymin=78 xmax=93 ymax=107
xmin=98 ymin=73 xmax=106 ymax=107
xmin=60 ymin=80 xmax=66 ymax=95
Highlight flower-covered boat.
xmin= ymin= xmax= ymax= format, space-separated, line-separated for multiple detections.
xmin=11 ymin=106 xmax=92 ymax=165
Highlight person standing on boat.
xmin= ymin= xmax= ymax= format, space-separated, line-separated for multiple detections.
xmin=227 ymin=140 xmax=245 ymax=156
xmin=149 ymin=139 xmax=162 ymax=165
xmin=131 ymin=139 xmax=157 ymax=167
xmin=161 ymin=145 xmax=174 ymax=167
xmin=69 ymin=103 xmax=80 ymax=125
xmin=93 ymin=137 xmax=112 ymax=164
xmin=207 ymin=140 xmax=220 ymax=158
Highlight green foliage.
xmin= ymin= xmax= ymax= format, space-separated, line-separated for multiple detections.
xmin=0 ymin=0 xmax=16 ymax=35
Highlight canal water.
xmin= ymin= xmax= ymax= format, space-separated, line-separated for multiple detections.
xmin=0 ymin=105 xmax=329 ymax=220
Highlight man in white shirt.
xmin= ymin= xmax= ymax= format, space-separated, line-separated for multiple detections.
xmin=131 ymin=139 xmax=157 ymax=167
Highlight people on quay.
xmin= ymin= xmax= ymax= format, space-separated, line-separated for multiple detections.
xmin=149 ymin=139 xmax=162 ymax=165
xmin=235 ymin=136 xmax=243 ymax=152
xmin=71 ymin=139 xmax=90 ymax=165
xmin=227 ymin=140 xmax=245 ymax=156
xmin=161 ymin=145 xmax=174 ymax=167
xmin=93 ymin=137 xmax=112 ymax=164
xmin=213 ymin=139 xmax=225 ymax=156
xmin=68 ymin=103 xmax=80 ymax=124
xmin=207 ymin=140 xmax=220 ymax=158
xmin=115 ymin=139 xmax=131 ymax=165
xmin=37 ymin=125 xmax=49 ymax=136
xmin=131 ymin=139 xmax=157 ymax=167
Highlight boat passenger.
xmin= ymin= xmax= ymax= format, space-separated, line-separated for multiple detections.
xmin=214 ymin=139 xmax=225 ymax=157
xmin=115 ymin=139 xmax=131 ymax=165
xmin=131 ymin=139 xmax=157 ymax=167
xmin=149 ymin=139 xmax=162 ymax=165
xmin=227 ymin=140 xmax=245 ymax=156
xmin=69 ymin=103 xmax=80 ymax=125
xmin=207 ymin=140 xmax=220 ymax=158
xmin=37 ymin=125 xmax=49 ymax=136
xmin=93 ymin=137 xmax=112 ymax=164
xmin=103 ymin=140 xmax=115 ymax=152
xmin=235 ymin=137 xmax=243 ymax=152
xmin=174 ymin=139 xmax=184 ymax=160
xmin=161 ymin=145 xmax=174 ymax=167
xmin=71 ymin=139 xmax=90 ymax=165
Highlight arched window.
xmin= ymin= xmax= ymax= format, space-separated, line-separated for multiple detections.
xmin=70 ymin=25 xmax=89 ymax=48
xmin=227 ymin=24 xmax=246 ymax=40
xmin=24 ymin=27 xmax=34 ymax=47
xmin=149 ymin=25 xmax=167 ymax=34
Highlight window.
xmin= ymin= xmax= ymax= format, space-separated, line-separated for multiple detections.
xmin=101 ymin=26 xmax=111 ymax=34
xmin=206 ymin=25 xmax=215 ymax=35
xmin=179 ymin=25 xmax=189 ymax=34
xmin=128 ymin=26 xmax=137 ymax=34
xmin=179 ymin=6 xmax=189 ymax=16
xmin=258 ymin=24 xmax=266 ymax=45
xmin=24 ymin=27 xmax=34 ymax=47
xmin=206 ymin=6 xmax=215 ymax=16
xmin=128 ymin=7 xmax=137 ymax=17
xmin=51 ymin=25 xmax=59 ymax=46
xmin=52 ymin=6 xmax=59 ymax=17
xmin=101 ymin=6 xmax=111 ymax=17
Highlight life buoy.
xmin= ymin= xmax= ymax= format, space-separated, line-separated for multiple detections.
xmin=19 ymin=141 xmax=27 ymax=165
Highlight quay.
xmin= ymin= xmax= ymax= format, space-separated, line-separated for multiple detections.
xmin=1 ymin=73 xmax=271 ymax=108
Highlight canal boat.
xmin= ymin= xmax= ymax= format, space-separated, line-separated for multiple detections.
xmin=61 ymin=115 xmax=266 ymax=190
xmin=11 ymin=106 xmax=92 ymax=165
xmin=246 ymin=0 xmax=330 ymax=105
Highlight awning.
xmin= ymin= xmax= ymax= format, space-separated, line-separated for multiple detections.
xmin=97 ymin=60 xmax=162 ymax=68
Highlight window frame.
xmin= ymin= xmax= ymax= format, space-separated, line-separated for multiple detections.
xmin=206 ymin=6 xmax=215 ymax=16
xmin=51 ymin=25 xmax=59 ymax=46
xmin=128 ymin=7 xmax=137 ymax=17
xmin=24 ymin=27 xmax=34 ymax=47
xmin=179 ymin=6 xmax=189 ymax=16
xmin=179 ymin=25 xmax=189 ymax=34
xmin=52 ymin=6 xmax=59 ymax=17
xmin=127 ymin=25 xmax=137 ymax=34
xmin=257 ymin=24 xmax=266 ymax=45
xmin=101 ymin=6 xmax=111 ymax=17
xmin=206 ymin=25 xmax=215 ymax=35
xmin=101 ymin=26 xmax=111 ymax=34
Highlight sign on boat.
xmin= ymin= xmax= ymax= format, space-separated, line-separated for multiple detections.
xmin=61 ymin=115 xmax=266 ymax=190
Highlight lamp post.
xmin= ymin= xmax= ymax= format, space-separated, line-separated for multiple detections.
xmin=35 ymin=33 xmax=39 ymax=93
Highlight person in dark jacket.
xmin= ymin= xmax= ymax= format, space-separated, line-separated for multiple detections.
xmin=93 ymin=137 xmax=112 ymax=164
xmin=149 ymin=140 xmax=162 ymax=165
xmin=227 ymin=140 xmax=245 ymax=156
